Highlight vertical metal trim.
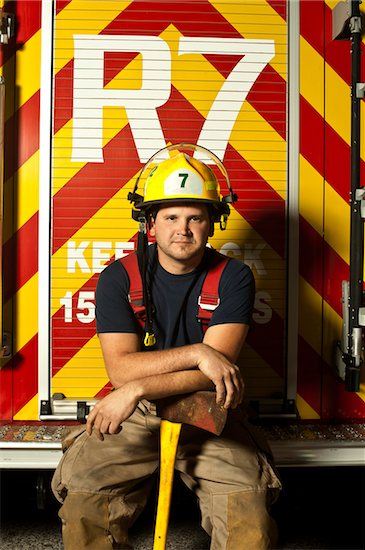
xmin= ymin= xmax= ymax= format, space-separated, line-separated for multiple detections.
xmin=0 ymin=77 xmax=4 ymax=359
xmin=38 ymin=0 xmax=54 ymax=414
xmin=285 ymin=0 xmax=300 ymax=404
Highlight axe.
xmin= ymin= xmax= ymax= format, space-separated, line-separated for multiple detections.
xmin=153 ymin=391 xmax=227 ymax=550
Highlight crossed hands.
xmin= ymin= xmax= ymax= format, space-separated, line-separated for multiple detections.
xmin=86 ymin=344 xmax=244 ymax=440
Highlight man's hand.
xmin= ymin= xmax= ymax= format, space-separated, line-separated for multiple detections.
xmin=196 ymin=344 xmax=244 ymax=409
xmin=86 ymin=382 xmax=139 ymax=440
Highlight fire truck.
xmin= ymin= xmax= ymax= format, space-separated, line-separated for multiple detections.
xmin=0 ymin=0 xmax=364 ymax=472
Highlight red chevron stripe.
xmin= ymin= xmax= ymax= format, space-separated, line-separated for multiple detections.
xmin=266 ymin=0 xmax=287 ymax=21
xmin=300 ymin=0 xmax=325 ymax=58
xmin=4 ymin=92 xmax=40 ymax=182
xmin=0 ymin=362 xmax=12 ymax=419
xmin=56 ymin=0 xmax=72 ymax=15
xmin=247 ymin=309 xmax=285 ymax=379
xmin=8 ymin=336 xmax=38 ymax=417
xmin=297 ymin=335 xmax=322 ymax=415
xmin=3 ymin=214 xmax=38 ymax=304
xmin=54 ymin=60 xmax=73 ymax=134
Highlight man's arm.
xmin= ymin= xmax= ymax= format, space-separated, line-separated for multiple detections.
xmin=86 ymin=324 xmax=248 ymax=439
xmin=99 ymin=322 xmax=248 ymax=400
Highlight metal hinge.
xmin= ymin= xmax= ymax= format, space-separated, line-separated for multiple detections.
xmin=350 ymin=15 xmax=362 ymax=34
xmin=356 ymin=83 xmax=365 ymax=99
xmin=355 ymin=188 xmax=365 ymax=218
xmin=39 ymin=394 xmax=99 ymax=420
xmin=0 ymin=12 xmax=15 ymax=44
xmin=1 ymin=332 xmax=12 ymax=360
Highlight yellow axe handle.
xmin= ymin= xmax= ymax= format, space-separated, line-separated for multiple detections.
xmin=153 ymin=419 xmax=182 ymax=550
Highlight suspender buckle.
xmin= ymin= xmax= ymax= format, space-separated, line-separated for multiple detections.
xmin=198 ymin=296 xmax=220 ymax=311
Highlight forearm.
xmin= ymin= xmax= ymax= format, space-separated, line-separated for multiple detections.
xmin=104 ymin=341 xmax=207 ymax=388
xmin=130 ymin=369 xmax=214 ymax=402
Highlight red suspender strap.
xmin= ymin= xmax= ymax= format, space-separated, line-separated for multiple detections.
xmin=122 ymin=250 xmax=229 ymax=335
xmin=120 ymin=252 xmax=146 ymax=330
xmin=198 ymin=252 xmax=229 ymax=334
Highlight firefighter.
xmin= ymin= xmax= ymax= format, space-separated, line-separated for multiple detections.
xmin=52 ymin=144 xmax=281 ymax=549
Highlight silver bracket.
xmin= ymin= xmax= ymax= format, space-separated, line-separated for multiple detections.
xmin=358 ymin=307 xmax=365 ymax=327
xmin=355 ymin=188 xmax=365 ymax=218
xmin=356 ymin=82 xmax=365 ymax=99
xmin=0 ymin=13 xmax=15 ymax=44
xmin=350 ymin=15 xmax=362 ymax=34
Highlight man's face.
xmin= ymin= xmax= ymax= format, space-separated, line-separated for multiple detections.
xmin=149 ymin=203 xmax=213 ymax=273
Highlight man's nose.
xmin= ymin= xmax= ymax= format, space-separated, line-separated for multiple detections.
xmin=176 ymin=219 xmax=190 ymax=234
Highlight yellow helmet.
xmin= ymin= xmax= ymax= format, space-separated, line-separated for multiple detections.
xmin=129 ymin=143 xmax=236 ymax=229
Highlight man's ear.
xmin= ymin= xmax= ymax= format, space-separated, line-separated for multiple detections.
xmin=208 ymin=218 xmax=214 ymax=237
xmin=148 ymin=213 xmax=156 ymax=236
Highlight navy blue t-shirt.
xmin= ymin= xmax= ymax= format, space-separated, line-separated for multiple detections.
xmin=96 ymin=245 xmax=255 ymax=350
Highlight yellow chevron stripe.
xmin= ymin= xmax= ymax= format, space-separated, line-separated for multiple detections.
xmin=210 ymin=0 xmax=287 ymax=79
xmin=325 ymin=62 xmax=350 ymax=143
xmin=324 ymin=182 xmax=350 ymax=264
xmin=14 ymin=395 xmax=38 ymax=420
xmin=296 ymin=394 xmax=320 ymax=420
xmin=299 ymin=156 xmax=324 ymax=236
xmin=14 ymin=274 xmax=38 ymax=354
xmin=3 ymin=152 xmax=39 ymax=241
xmin=298 ymin=276 xmax=323 ymax=355
xmin=3 ymin=176 xmax=14 ymax=244
xmin=300 ymin=37 xmax=324 ymax=117
xmin=52 ymin=335 xmax=108 ymax=396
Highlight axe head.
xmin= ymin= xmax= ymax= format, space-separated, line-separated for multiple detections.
xmin=155 ymin=391 xmax=227 ymax=435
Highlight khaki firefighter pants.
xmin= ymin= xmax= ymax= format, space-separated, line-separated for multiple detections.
xmin=52 ymin=401 xmax=281 ymax=550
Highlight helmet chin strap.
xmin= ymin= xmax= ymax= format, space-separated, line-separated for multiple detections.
xmin=136 ymin=213 xmax=156 ymax=347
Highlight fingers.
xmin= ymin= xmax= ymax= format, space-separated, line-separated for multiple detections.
xmin=214 ymin=365 xmax=244 ymax=409
xmin=215 ymin=379 xmax=226 ymax=406
xmin=86 ymin=404 xmax=122 ymax=440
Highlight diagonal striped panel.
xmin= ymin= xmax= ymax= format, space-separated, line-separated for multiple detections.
xmin=6 ymin=0 xmax=365 ymax=422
